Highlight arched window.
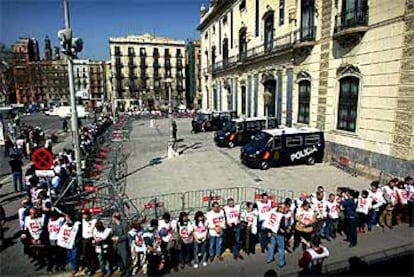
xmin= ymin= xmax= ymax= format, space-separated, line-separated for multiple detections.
xmin=264 ymin=13 xmax=274 ymax=50
xmin=298 ymin=80 xmax=310 ymax=124
xmin=337 ymin=76 xmax=359 ymax=132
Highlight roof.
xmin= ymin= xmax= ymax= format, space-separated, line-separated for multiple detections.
xmin=262 ymin=127 xmax=322 ymax=136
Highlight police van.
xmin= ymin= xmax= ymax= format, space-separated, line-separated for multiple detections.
xmin=240 ymin=127 xmax=324 ymax=170
xmin=214 ymin=117 xmax=277 ymax=148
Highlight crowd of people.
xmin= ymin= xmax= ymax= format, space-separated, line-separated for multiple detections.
xmin=16 ymin=176 xmax=413 ymax=276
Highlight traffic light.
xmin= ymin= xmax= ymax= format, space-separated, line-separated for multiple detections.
xmin=57 ymin=28 xmax=82 ymax=57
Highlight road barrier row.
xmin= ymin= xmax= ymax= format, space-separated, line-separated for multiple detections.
xmin=129 ymin=186 xmax=294 ymax=219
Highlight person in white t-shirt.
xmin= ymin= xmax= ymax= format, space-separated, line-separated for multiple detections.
xmin=92 ymin=220 xmax=113 ymax=276
xmin=256 ymin=193 xmax=272 ymax=253
xmin=81 ymin=210 xmax=98 ymax=275
xmin=46 ymin=209 xmax=66 ymax=272
xmin=193 ymin=211 xmax=208 ymax=268
xmin=223 ymin=198 xmax=243 ymax=260
xmin=128 ymin=218 xmax=146 ymax=276
xmin=206 ymin=201 xmax=225 ymax=262
xmin=380 ymin=178 xmax=399 ymax=229
xmin=158 ymin=212 xmax=178 ymax=269
xmin=240 ymin=202 xmax=258 ymax=255
xmin=21 ymin=207 xmax=46 ymax=259
xmin=326 ymin=193 xmax=340 ymax=240
xmin=177 ymin=212 xmax=194 ymax=268
xmin=356 ymin=190 xmax=372 ymax=233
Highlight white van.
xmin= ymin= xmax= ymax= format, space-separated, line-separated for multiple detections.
xmin=55 ymin=106 xmax=89 ymax=119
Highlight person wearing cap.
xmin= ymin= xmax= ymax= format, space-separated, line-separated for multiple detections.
xmin=294 ymin=200 xmax=316 ymax=251
xmin=298 ymin=235 xmax=330 ymax=276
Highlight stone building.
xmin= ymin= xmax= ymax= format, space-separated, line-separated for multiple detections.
xmin=88 ymin=60 xmax=106 ymax=109
xmin=109 ymin=33 xmax=186 ymax=111
xmin=198 ymin=0 xmax=413 ymax=177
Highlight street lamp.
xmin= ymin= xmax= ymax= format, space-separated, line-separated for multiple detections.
xmin=164 ymin=78 xmax=176 ymax=158
xmin=58 ymin=0 xmax=83 ymax=187
xmin=263 ymin=90 xmax=272 ymax=128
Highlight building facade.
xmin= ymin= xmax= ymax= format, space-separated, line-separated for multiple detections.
xmin=198 ymin=0 xmax=414 ymax=177
xmin=185 ymin=40 xmax=202 ymax=109
xmin=109 ymin=33 xmax=186 ymax=111
xmin=89 ymin=61 xmax=106 ymax=109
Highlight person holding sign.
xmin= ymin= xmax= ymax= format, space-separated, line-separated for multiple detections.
xmin=57 ymin=214 xmax=81 ymax=276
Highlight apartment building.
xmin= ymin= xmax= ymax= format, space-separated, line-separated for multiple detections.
xmin=109 ymin=33 xmax=186 ymax=111
xmin=198 ymin=0 xmax=413 ymax=177
xmin=185 ymin=40 xmax=202 ymax=109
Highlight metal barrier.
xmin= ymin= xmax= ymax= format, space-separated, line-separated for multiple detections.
xmin=129 ymin=186 xmax=295 ymax=219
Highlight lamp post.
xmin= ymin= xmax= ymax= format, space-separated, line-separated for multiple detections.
xmin=164 ymin=78 xmax=175 ymax=158
xmin=263 ymin=90 xmax=272 ymax=128
xmin=58 ymin=0 xmax=83 ymax=186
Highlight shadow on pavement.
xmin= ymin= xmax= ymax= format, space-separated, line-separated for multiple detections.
xmin=0 ymin=192 xmax=26 ymax=205
xmin=178 ymin=142 xmax=202 ymax=155
xmin=121 ymin=156 xmax=165 ymax=179
xmin=0 ymin=230 xmax=20 ymax=253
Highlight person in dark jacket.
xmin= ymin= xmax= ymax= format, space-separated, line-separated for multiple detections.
xmin=9 ymin=154 xmax=23 ymax=192
xmin=341 ymin=189 xmax=358 ymax=247
xmin=111 ymin=212 xmax=130 ymax=276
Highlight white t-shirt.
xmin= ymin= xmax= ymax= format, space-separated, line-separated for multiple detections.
xmin=296 ymin=208 xmax=314 ymax=226
xmin=206 ymin=210 xmax=226 ymax=237
xmin=256 ymin=200 xmax=272 ymax=222
xmin=48 ymin=217 xmax=65 ymax=241
xmin=326 ymin=201 xmax=339 ymax=219
xmin=311 ymin=198 xmax=327 ymax=219
xmin=262 ymin=209 xmax=284 ymax=234
xmin=224 ymin=204 xmax=240 ymax=226
xmin=178 ymin=222 xmax=194 ymax=244
xmin=396 ymin=188 xmax=408 ymax=205
xmin=18 ymin=207 xmax=26 ymax=230
xmin=129 ymin=229 xmax=146 ymax=253
xmin=158 ymin=219 xmax=177 ymax=242
xmin=16 ymin=139 xmax=25 ymax=149
xmin=82 ymin=218 xmax=97 ymax=239
xmin=369 ymin=190 xmax=385 ymax=210
xmin=24 ymin=215 xmax=45 ymax=240
xmin=194 ymin=221 xmax=208 ymax=242
xmin=383 ymin=186 xmax=398 ymax=206
xmin=93 ymin=228 xmax=112 ymax=253
xmin=356 ymin=196 xmax=372 ymax=215
xmin=57 ymin=221 xmax=80 ymax=249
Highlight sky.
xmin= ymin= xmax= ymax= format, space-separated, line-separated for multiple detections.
xmin=0 ymin=0 xmax=206 ymax=60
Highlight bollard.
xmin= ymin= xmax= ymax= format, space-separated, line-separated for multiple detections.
xmin=150 ymin=119 xmax=155 ymax=128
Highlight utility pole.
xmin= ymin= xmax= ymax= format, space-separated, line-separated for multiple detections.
xmin=60 ymin=0 xmax=83 ymax=186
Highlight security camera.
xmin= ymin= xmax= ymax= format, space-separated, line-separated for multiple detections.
xmin=57 ymin=28 xmax=72 ymax=43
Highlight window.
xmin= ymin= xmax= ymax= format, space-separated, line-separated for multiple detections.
xmin=300 ymin=0 xmax=315 ymax=41
xmin=140 ymin=48 xmax=146 ymax=57
xmin=298 ymin=80 xmax=311 ymax=124
xmin=114 ymin=46 xmax=121 ymax=56
xmin=230 ymin=11 xmax=234 ymax=48
xmin=279 ymin=0 xmax=285 ymax=25
xmin=255 ymin=0 xmax=260 ymax=36
xmin=240 ymin=0 xmax=246 ymax=11
xmin=176 ymin=49 xmax=182 ymax=58
xmin=223 ymin=38 xmax=229 ymax=65
xmin=272 ymin=137 xmax=282 ymax=150
xmin=222 ymin=14 xmax=228 ymax=25
xmin=337 ymin=77 xmax=359 ymax=132
xmin=164 ymin=49 xmax=170 ymax=58
xmin=211 ymin=46 xmax=216 ymax=65
xmin=286 ymin=136 xmax=303 ymax=147
xmin=305 ymin=134 xmax=320 ymax=146
xmin=128 ymin=47 xmax=134 ymax=56
xmin=241 ymin=86 xmax=246 ymax=114
xmin=239 ymin=29 xmax=247 ymax=60
xmin=264 ymin=13 xmax=274 ymax=50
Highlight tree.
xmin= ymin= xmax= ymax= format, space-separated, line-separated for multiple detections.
xmin=0 ymin=43 xmax=14 ymax=104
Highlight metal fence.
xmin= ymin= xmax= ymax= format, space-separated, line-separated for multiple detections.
xmin=129 ymin=186 xmax=294 ymax=219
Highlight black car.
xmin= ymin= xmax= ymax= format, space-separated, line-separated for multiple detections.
xmin=214 ymin=117 xmax=278 ymax=148
xmin=191 ymin=110 xmax=237 ymax=133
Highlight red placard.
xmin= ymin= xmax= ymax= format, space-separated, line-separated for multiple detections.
xmin=31 ymin=148 xmax=54 ymax=170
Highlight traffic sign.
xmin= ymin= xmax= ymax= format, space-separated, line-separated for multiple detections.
xmin=31 ymin=148 xmax=54 ymax=170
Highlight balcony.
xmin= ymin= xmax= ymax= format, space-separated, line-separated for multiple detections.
xmin=140 ymin=62 xmax=147 ymax=69
xmin=334 ymin=6 xmax=369 ymax=43
xmin=176 ymin=61 xmax=183 ymax=69
xmin=293 ymin=26 xmax=317 ymax=49
xmin=128 ymin=73 xmax=138 ymax=80
xmin=209 ymin=33 xmax=292 ymax=74
xmin=115 ymin=61 xmax=123 ymax=68
xmin=165 ymin=60 xmax=171 ymax=68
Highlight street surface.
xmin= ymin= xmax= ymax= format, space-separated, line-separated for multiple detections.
xmin=0 ymin=117 xmax=412 ymax=276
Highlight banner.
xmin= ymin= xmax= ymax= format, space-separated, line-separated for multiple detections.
xmin=0 ymin=121 xmax=4 ymax=146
